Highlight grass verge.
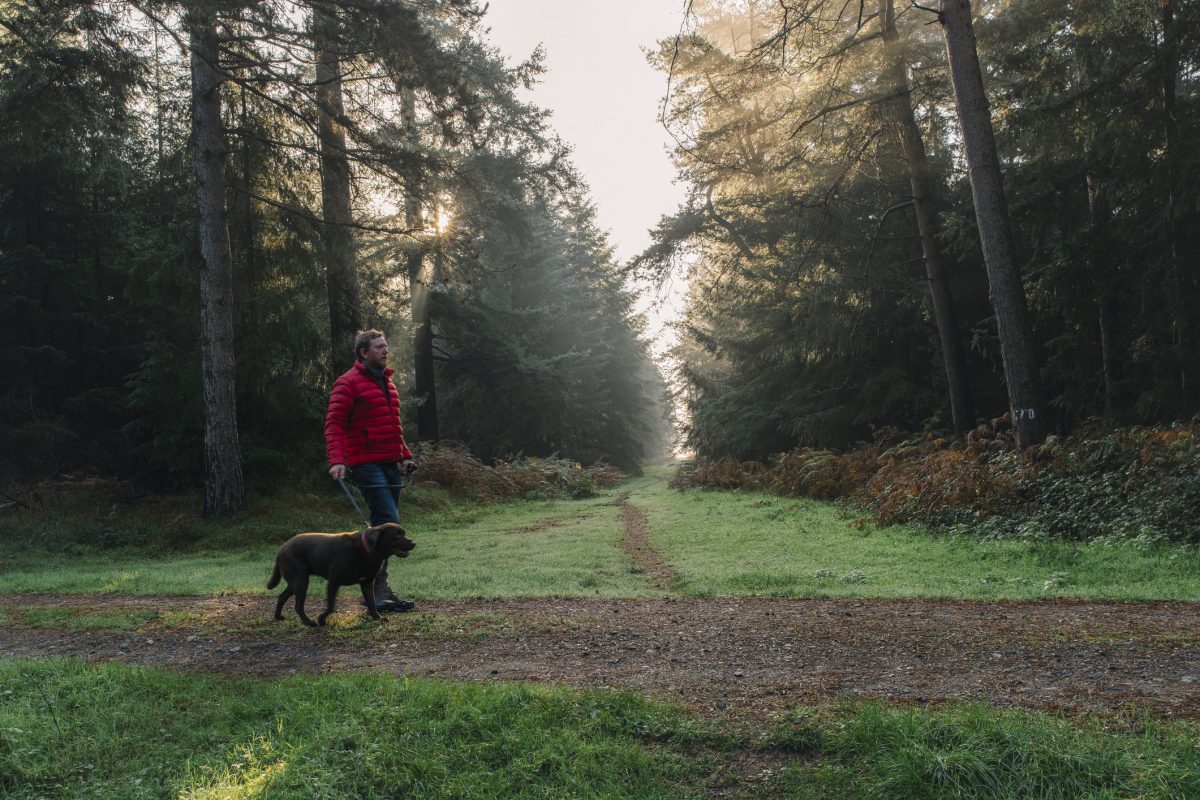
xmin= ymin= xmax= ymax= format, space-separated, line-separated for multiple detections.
xmin=2 ymin=658 xmax=1198 ymax=799
xmin=0 ymin=486 xmax=655 ymax=598
xmin=777 ymin=703 xmax=1200 ymax=799
xmin=636 ymin=472 xmax=1200 ymax=600
xmin=0 ymin=657 xmax=718 ymax=800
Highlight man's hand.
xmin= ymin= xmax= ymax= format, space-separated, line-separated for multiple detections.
xmin=402 ymin=459 xmax=418 ymax=475
xmin=329 ymin=464 xmax=347 ymax=480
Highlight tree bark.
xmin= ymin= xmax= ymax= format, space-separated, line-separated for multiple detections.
xmin=239 ymin=86 xmax=263 ymax=401
xmin=879 ymin=0 xmax=972 ymax=436
xmin=1158 ymin=0 xmax=1197 ymax=415
xmin=1086 ymin=170 xmax=1120 ymax=420
xmin=411 ymin=246 xmax=439 ymax=441
xmin=939 ymin=0 xmax=1045 ymax=447
xmin=402 ymin=88 xmax=439 ymax=440
xmin=189 ymin=10 xmax=245 ymax=517
xmin=314 ymin=6 xmax=362 ymax=376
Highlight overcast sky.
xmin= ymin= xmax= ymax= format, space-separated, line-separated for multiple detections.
xmin=480 ymin=0 xmax=690 ymax=265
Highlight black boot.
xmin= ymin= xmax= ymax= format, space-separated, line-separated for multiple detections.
xmin=366 ymin=558 xmax=414 ymax=612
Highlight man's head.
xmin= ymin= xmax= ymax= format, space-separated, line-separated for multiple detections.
xmin=355 ymin=329 xmax=388 ymax=369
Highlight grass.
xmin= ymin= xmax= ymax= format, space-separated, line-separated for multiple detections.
xmin=633 ymin=473 xmax=1200 ymax=601
xmin=2 ymin=466 xmax=1199 ymax=601
xmin=2 ymin=658 xmax=1198 ymax=799
xmin=0 ymin=606 xmax=158 ymax=630
xmin=0 ymin=658 xmax=716 ymax=800
xmin=777 ymin=703 xmax=1200 ymax=799
xmin=0 ymin=485 xmax=654 ymax=598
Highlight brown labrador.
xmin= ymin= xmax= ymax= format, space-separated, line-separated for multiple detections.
xmin=267 ymin=522 xmax=415 ymax=627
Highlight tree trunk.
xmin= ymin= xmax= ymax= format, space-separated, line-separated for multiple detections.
xmin=402 ymin=88 xmax=439 ymax=440
xmin=879 ymin=0 xmax=972 ymax=436
xmin=1158 ymin=0 xmax=1197 ymax=415
xmin=939 ymin=0 xmax=1045 ymax=447
xmin=1086 ymin=171 xmax=1120 ymax=420
xmin=189 ymin=11 xmax=245 ymax=517
xmin=314 ymin=6 xmax=361 ymax=375
xmin=410 ymin=246 xmax=439 ymax=441
xmin=239 ymin=87 xmax=264 ymax=402
xmin=1097 ymin=298 xmax=1120 ymax=420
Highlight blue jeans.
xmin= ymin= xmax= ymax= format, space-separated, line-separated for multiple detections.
xmin=350 ymin=462 xmax=403 ymax=526
xmin=351 ymin=461 xmax=405 ymax=598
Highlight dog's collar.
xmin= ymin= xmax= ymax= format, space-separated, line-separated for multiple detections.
xmin=359 ymin=529 xmax=374 ymax=553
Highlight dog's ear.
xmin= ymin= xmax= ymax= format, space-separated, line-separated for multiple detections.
xmin=365 ymin=524 xmax=386 ymax=550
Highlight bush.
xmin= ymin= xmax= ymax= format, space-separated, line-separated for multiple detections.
xmin=675 ymin=423 xmax=1200 ymax=544
xmin=414 ymin=442 xmax=625 ymax=502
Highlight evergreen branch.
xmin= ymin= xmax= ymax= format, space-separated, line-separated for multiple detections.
xmin=788 ymin=92 xmax=882 ymax=141
xmin=704 ymin=186 xmax=758 ymax=261
xmin=229 ymin=184 xmax=426 ymax=239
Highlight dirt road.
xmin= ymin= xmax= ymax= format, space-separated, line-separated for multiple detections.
xmin=3 ymin=592 xmax=1198 ymax=719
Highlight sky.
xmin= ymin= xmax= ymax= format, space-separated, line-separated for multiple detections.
xmin=480 ymin=1 xmax=692 ymax=346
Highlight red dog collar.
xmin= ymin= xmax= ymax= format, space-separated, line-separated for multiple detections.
xmin=359 ymin=529 xmax=373 ymax=553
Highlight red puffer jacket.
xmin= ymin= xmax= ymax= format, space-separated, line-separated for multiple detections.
xmin=325 ymin=361 xmax=413 ymax=468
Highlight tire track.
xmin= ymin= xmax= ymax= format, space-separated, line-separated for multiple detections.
xmin=615 ymin=491 xmax=675 ymax=592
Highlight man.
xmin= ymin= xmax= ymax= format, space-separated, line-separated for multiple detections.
xmin=325 ymin=329 xmax=417 ymax=612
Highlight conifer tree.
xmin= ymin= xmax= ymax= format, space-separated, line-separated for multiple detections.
xmin=187 ymin=2 xmax=245 ymax=515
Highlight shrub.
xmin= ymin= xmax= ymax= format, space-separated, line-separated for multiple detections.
xmin=675 ymin=423 xmax=1200 ymax=544
xmin=414 ymin=442 xmax=624 ymax=502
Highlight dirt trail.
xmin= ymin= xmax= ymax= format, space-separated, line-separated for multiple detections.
xmin=3 ymin=593 xmax=1199 ymax=720
xmin=617 ymin=491 xmax=676 ymax=591
xmin=2 ymin=484 xmax=1199 ymax=720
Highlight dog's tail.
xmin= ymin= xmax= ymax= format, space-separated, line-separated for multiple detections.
xmin=267 ymin=561 xmax=281 ymax=590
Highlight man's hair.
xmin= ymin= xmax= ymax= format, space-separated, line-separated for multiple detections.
xmin=355 ymin=329 xmax=385 ymax=359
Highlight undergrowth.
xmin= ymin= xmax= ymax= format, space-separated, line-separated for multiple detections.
xmin=674 ymin=422 xmax=1200 ymax=543
xmin=415 ymin=442 xmax=626 ymax=502
xmin=0 ymin=444 xmax=627 ymax=552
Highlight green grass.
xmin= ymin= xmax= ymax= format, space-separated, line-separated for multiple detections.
xmin=2 ymin=466 xmax=1199 ymax=600
xmin=0 ymin=549 xmax=279 ymax=595
xmin=0 ymin=658 xmax=717 ymax=800
xmin=2 ymin=658 xmax=1198 ymax=799
xmin=0 ymin=486 xmax=654 ymax=598
xmin=0 ymin=606 xmax=158 ymax=630
xmin=634 ymin=475 xmax=1200 ymax=600
xmin=774 ymin=703 xmax=1200 ymax=799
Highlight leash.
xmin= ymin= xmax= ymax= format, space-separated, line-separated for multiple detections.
xmin=336 ymin=473 xmax=408 ymax=529
xmin=336 ymin=477 xmax=371 ymax=529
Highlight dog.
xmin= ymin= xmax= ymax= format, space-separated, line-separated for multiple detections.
xmin=267 ymin=522 xmax=415 ymax=627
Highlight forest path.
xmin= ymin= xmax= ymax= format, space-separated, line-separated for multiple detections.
xmin=3 ymin=592 xmax=1198 ymax=720
xmin=617 ymin=488 xmax=676 ymax=592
